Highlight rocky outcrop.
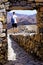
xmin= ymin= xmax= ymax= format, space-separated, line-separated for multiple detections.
xmin=10 ymin=33 xmax=43 ymax=61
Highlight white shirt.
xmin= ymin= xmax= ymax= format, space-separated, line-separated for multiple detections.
xmin=0 ymin=22 xmax=3 ymax=33
xmin=13 ymin=15 xmax=17 ymax=23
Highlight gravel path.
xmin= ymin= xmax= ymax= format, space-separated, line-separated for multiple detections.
xmin=5 ymin=34 xmax=43 ymax=65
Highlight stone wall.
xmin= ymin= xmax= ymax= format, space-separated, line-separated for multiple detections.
xmin=0 ymin=0 xmax=43 ymax=64
xmin=10 ymin=34 xmax=43 ymax=60
xmin=37 ymin=7 xmax=43 ymax=33
xmin=0 ymin=37 xmax=8 ymax=64
xmin=9 ymin=6 xmax=43 ymax=61
xmin=8 ymin=0 xmax=43 ymax=10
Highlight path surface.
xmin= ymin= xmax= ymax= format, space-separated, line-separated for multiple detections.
xmin=5 ymin=34 xmax=43 ymax=65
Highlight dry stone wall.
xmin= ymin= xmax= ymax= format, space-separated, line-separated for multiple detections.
xmin=9 ymin=5 xmax=43 ymax=61
xmin=0 ymin=0 xmax=43 ymax=64
xmin=0 ymin=37 xmax=8 ymax=64
xmin=10 ymin=33 xmax=43 ymax=61
xmin=37 ymin=7 xmax=43 ymax=33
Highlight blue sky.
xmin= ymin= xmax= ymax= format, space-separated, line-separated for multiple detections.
xmin=8 ymin=10 xmax=37 ymax=16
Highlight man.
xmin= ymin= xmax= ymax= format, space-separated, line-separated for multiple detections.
xmin=11 ymin=12 xmax=18 ymax=33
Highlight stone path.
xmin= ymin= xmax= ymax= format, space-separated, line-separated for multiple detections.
xmin=5 ymin=34 xmax=43 ymax=65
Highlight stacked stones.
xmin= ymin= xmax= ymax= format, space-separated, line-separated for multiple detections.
xmin=8 ymin=0 xmax=43 ymax=10
xmin=0 ymin=37 xmax=8 ymax=64
xmin=0 ymin=0 xmax=9 ymax=11
xmin=0 ymin=0 xmax=8 ymax=64
xmin=37 ymin=7 xmax=43 ymax=33
xmin=36 ymin=6 xmax=43 ymax=60
xmin=10 ymin=33 xmax=43 ymax=60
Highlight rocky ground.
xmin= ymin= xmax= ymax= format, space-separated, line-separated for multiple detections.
xmin=4 ymin=34 xmax=43 ymax=65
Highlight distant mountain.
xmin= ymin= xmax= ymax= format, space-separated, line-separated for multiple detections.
xmin=16 ymin=13 xmax=36 ymax=18
xmin=16 ymin=13 xmax=37 ymax=25
xmin=17 ymin=19 xmax=36 ymax=26
xmin=7 ymin=13 xmax=37 ymax=29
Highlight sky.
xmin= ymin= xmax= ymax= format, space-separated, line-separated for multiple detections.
xmin=8 ymin=10 xmax=37 ymax=16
